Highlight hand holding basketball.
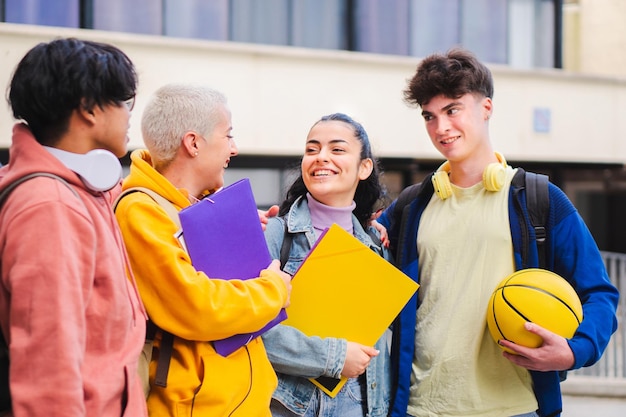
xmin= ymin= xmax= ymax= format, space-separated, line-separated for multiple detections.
xmin=499 ymin=322 xmax=576 ymax=372
xmin=486 ymin=269 xmax=583 ymax=354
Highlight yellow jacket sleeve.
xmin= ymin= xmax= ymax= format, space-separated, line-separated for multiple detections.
xmin=115 ymin=192 xmax=288 ymax=341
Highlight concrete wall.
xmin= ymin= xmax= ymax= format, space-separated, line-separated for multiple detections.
xmin=578 ymin=0 xmax=626 ymax=78
xmin=1 ymin=22 xmax=626 ymax=164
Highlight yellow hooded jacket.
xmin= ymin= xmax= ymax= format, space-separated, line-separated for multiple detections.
xmin=115 ymin=149 xmax=288 ymax=417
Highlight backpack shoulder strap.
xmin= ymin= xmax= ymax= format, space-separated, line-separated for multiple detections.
xmin=114 ymin=187 xmax=180 ymax=229
xmin=279 ymin=217 xmax=293 ymax=268
xmin=514 ymin=169 xmax=550 ymax=268
xmin=113 ymin=186 xmax=177 ymax=389
xmin=389 ymin=180 xmax=429 ymax=265
xmin=393 ymin=182 xmax=422 ymax=223
xmin=525 ymin=172 xmax=550 ymax=248
xmin=0 ymin=172 xmax=80 ymax=204
xmin=522 ymin=170 xmax=564 ymax=381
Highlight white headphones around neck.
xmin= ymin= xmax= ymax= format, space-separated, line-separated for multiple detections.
xmin=431 ymin=152 xmax=508 ymax=200
xmin=45 ymin=147 xmax=122 ymax=192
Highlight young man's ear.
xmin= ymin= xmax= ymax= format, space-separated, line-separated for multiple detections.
xmin=482 ymin=97 xmax=493 ymax=120
xmin=77 ymin=101 xmax=96 ymax=124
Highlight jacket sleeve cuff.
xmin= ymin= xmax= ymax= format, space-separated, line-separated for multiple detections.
xmin=259 ymin=268 xmax=289 ymax=303
xmin=327 ymin=338 xmax=348 ymax=379
xmin=568 ymin=336 xmax=595 ymax=369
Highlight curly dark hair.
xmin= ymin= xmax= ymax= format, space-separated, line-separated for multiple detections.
xmin=7 ymin=37 xmax=137 ymax=145
xmin=404 ymin=47 xmax=493 ymax=107
xmin=278 ymin=113 xmax=383 ymax=228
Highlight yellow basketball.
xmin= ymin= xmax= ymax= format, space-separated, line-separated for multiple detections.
xmin=486 ymin=268 xmax=583 ymax=353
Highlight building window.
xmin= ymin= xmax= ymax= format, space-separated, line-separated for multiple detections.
xmin=509 ymin=0 xmax=556 ymax=68
xmin=408 ymin=0 xmax=507 ymax=64
xmin=230 ymin=0 xmax=347 ymax=49
xmin=164 ymin=0 xmax=229 ymax=40
xmin=92 ymin=0 xmax=161 ymax=35
xmin=224 ymin=168 xmax=284 ymax=210
xmin=354 ymin=0 xmax=410 ymax=55
xmin=409 ymin=0 xmax=460 ymax=59
xmin=6 ymin=0 xmax=79 ymax=27
xmin=230 ymin=0 xmax=290 ymax=46
xmin=461 ymin=0 xmax=508 ymax=64
xmin=1 ymin=0 xmax=559 ymax=69
xmin=291 ymin=0 xmax=347 ymax=50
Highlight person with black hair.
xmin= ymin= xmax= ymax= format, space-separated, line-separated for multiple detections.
xmin=262 ymin=113 xmax=391 ymax=417
xmin=0 ymin=38 xmax=147 ymax=416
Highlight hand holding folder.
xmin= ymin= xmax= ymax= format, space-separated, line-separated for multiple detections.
xmin=178 ymin=178 xmax=287 ymax=357
xmin=283 ymin=223 xmax=419 ymax=397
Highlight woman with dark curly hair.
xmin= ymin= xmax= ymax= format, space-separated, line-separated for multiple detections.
xmin=262 ymin=113 xmax=391 ymax=417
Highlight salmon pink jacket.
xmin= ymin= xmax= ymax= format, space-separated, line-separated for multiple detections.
xmin=0 ymin=124 xmax=148 ymax=417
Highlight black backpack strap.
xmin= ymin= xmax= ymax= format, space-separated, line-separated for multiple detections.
xmin=114 ymin=187 xmax=177 ymax=388
xmin=153 ymin=332 xmax=174 ymax=388
xmin=514 ymin=170 xmax=564 ymax=382
xmin=524 ymin=172 xmax=550 ymax=268
xmin=390 ymin=181 xmax=428 ymax=266
xmin=393 ymin=183 xmax=422 ymax=224
xmin=524 ymin=171 xmax=564 ymax=382
xmin=511 ymin=168 xmax=550 ymax=268
xmin=279 ymin=217 xmax=293 ymax=268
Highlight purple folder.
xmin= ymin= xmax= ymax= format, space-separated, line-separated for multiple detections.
xmin=178 ymin=178 xmax=287 ymax=357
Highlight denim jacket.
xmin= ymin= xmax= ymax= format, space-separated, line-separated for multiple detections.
xmin=262 ymin=196 xmax=391 ymax=417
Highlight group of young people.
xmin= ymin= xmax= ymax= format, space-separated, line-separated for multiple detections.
xmin=0 ymin=37 xmax=618 ymax=417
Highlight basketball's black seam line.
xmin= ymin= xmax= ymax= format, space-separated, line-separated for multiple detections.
xmin=501 ymin=284 xmax=583 ymax=324
xmin=490 ymin=293 xmax=509 ymax=341
xmin=501 ymin=290 xmax=533 ymax=324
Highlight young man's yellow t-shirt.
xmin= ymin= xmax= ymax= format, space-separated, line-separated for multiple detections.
xmin=407 ymin=167 xmax=538 ymax=417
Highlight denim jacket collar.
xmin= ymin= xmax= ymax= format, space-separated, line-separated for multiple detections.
xmin=285 ymin=195 xmax=378 ymax=249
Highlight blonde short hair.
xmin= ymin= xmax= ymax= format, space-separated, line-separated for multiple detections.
xmin=141 ymin=83 xmax=228 ymax=163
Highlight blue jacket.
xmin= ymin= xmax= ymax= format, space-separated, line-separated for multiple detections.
xmin=262 ymin=196 xmax=391 ymax=417
xmin=377 ymin=172 xmax=619 ymax=417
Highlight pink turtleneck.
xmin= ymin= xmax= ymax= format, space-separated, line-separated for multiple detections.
xmin=306 ymin=193 xmax=356 ymax=239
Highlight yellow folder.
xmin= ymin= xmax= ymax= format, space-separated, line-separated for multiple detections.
xmin=283 ymin=223 xmax=419 ymax=397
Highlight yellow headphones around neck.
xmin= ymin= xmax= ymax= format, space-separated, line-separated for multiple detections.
xmin=431 ymin=152 xmax=508 ymax=200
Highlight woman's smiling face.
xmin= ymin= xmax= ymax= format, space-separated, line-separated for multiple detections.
xmin=301 ymin=120 xmax=372 ymax=207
